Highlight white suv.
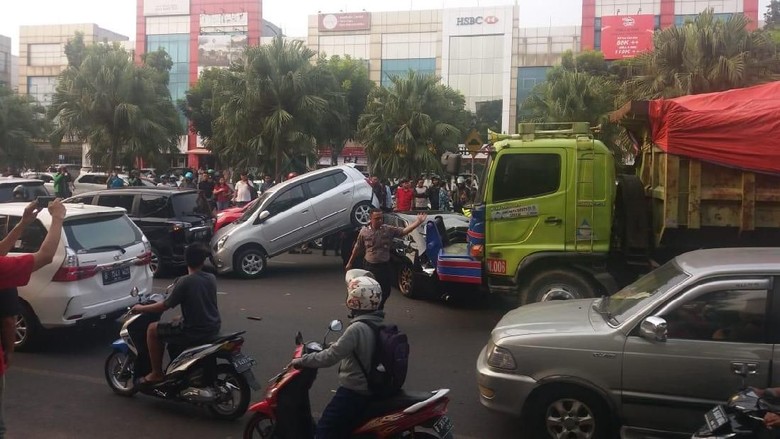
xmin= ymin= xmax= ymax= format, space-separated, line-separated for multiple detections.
xmin=0 ymin=203 xmax=154 ymax=349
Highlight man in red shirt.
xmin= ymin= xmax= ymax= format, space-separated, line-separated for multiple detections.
xmin=0 ymin=199 xmax=65 ymax=438
xmin=394 ymin=179 xmax=413 ymax=211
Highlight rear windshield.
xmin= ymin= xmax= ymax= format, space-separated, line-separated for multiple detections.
xmin=0 ymin=183 xmax=49 ymax=203
xmin=171 ymin=193 xmax=210 ymax=217
xmin=64 ymin=214 xmax=143 ymax=253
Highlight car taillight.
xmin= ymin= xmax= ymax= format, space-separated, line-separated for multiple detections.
xmin=136 ymin=240 xmax=152 ymax=266
xmin=52 ymin=247 xmax=98 ymax=282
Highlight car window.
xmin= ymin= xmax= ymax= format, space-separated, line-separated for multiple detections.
xmin=0 ymin=215 xmax=47 ymax=253
xmin=139 ymin=194 xmax=173 ymax=218
xmin=266 ymin=185 xmax=306 ymax=216
xmin=492 ymin=153 xmax=561 ymax=203
xmin=26 ymin=184 xmax=49 ymax=198
xmin=333 ymin=171 xmax=347 ymax=185
xmin=68 ymin=195 xmax=95 ymax=205
xmin=307 ymin=174 xmax=340 ymax=198
xmin=64 ymin=214 xmax=143 ymax=253
xmin=662 ymin=289 xmax=767 ymax=343
xmin=96 ymin=194 xmax=135 ymax=213
xmin=78 ymin=175 xmax=94 ymax=184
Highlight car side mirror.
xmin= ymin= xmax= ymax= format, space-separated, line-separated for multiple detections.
xmin=256 ymin=210 xmax=270 ymax=223
xmin=640 ymin=316 xmax=668 ymax=342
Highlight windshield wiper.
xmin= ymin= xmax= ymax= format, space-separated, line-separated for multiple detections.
xmin=593 ymin=295 xmax=618 ymax=325
xmin=79 ymin=245 xmax=127 ymax=254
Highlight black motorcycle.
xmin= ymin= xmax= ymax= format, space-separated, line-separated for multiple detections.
xmin=692 ymin=388 xmax=780 ymax=438
xmin=104 ymin=287 xmax=260 ymax=420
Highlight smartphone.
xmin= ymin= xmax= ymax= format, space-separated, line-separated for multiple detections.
xmin=36 ymin=196 xmax=55 ymax=209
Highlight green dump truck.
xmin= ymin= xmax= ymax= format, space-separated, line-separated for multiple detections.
xmin=432 ymin=115 xmax=780 ymax=305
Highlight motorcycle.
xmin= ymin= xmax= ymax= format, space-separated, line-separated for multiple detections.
xmin=242 ymin=319 xmax=454 ymax=439
xmin=692 ymin=388 xmax=780 ymax=438
xmin=104 ymin=286 xmax=260 ymax=420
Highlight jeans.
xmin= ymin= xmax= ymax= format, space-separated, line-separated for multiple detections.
xmin=363 ymin=261 xmax=393 ymax=310
xmin=316 ymin=387 xmax=369 ymax=439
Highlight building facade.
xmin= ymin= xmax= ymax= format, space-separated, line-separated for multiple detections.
xmin=135 ymin=0 xmax=263 ymax=169
xmin=0 ymin=35 xmax=11 ymax=88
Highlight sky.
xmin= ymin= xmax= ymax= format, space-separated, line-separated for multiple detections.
xmin=0 ymin=0 xmax=773 ymax=55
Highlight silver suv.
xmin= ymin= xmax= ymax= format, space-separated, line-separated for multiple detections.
xmin=211 ymin=164 xmax=376 ymax=278
xmin=477 ymin=248 xmax=780 ymax=438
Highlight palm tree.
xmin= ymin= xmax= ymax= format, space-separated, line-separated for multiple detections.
xmin=0 ymin=84 xmax=46 ymax=169
xmin=49 ymin=42 xmax=182 ymax=171
xmin=210 ymin=37 xmax=328 ymax=180
xmin=358 ymin=71 xmax=469 ymax=180
xmin=621 ymin=9 xmax=778 ymax=101
xmin=522 ymin=70 xmax=618 ymax=123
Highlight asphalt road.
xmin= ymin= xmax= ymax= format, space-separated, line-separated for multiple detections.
xmin=5 ymin=253 xmax=519 ymax=439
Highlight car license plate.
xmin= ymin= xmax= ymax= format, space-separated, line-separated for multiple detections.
xmin=231 ymin=353 xmax=256 ymax=373
xmin=433 ymin=415 xmax=454 ymax=438
xmin=704 ymin=405 xmax=728 ymax=432
xmin=102 ymin=266 xmax=131 ymax=285
xmin=487 ymin=259 xmax=506 ymax=274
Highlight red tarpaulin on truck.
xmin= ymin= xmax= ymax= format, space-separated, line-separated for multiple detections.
xmin=649 ymin=81 xmax=780 ymax=174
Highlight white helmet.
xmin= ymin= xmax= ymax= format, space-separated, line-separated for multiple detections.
xmin=345 ymin=269 xmax=374 ymax=284
xmin=346 ymin=276 xmax=382 ymax=311
xmin=457 ymin=176 xmax=466 ymax=184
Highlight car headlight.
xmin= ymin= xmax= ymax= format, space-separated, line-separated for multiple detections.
xmin=487 ymin=341 xmax=517 ymax=370
xmin=216 ymin=235 xmax=229 ymax=250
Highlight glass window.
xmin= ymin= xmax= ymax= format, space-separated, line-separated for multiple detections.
xmin=64 ymin=214 xmax=142 ymax=253
xmin=97 ymin=194 xmax=135 ymax=213
xmin=0 ymin=217 xmax=47 ymax=253
xmin=381 ymin=58 xmax=436 ymax=88
xmin=267 ymin=185 xmax=306 ymax=217
xmin=27 ymin=76 xmax=58 ymax=107
xmin=139 ymin=194 xmax=174 ymax=218
xmin=28 ymin=43 xmax=66 ymax=66
xmin=307 ymin=174 xmax=339 ymax=198
xmin=663 ymin=289 xmax=767 ymax=343
xmin=492 ymin=154 xmax=561 ymax=203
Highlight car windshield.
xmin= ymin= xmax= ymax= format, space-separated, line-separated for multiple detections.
xmin=236 ymin=192 xmax=271 ymax=223
xmin=64 ymin=214 xmax=143 ymax=253
xmin=604 ymin=261 xmax=690 ymax=324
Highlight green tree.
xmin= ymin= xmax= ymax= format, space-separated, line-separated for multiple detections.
xmin=208 ymin=37 xmax=328 ymax=180
xmin=315 ymin=55 xmax=375 ymax=165
xmin=620 ymin=9 xmax=778 ymax=101
xmin=180 ymin=67 xmax=231 ymax=141
xmin=358 ymin=71 xmax=470 ymax=180
xmin=766 ymin=0 xmax=780 ymax=30
xmin=0 ymin=84 xmax=46 ymax=169
xmin=474 ymin=99 xmax=502 ymax=141
xmin=49 ymin=39 xmax=183 ymax=171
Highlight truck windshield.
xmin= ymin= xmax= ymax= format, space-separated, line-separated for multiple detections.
xmin=606 ymin=261 xmax=690 ymax=324
xmin=476 ymin=154 xmax=492 ymax=203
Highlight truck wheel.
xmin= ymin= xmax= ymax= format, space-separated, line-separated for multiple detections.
xmin=527 ymin=269 xmax=596 ymax=303
xmin=527 ymin=385 xmax=613 ymax=439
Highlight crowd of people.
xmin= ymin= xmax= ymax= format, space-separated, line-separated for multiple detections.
xmin=368 ymin=174 xmax=475 ymax=214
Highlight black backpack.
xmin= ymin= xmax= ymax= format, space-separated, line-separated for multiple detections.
xmin=354 ymin=321 xmax=409 ymax=397
xmin=248 ymin=182 xmax=258 ymax=200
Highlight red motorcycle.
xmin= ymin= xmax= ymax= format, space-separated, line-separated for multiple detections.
xmin=243 ymin=320 xmax=454 ymax=439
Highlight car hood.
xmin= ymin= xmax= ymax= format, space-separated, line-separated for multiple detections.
xmin=492 ymin=299 xmax=598 ymax=340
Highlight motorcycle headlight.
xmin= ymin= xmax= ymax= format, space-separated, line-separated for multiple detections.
xmin=487 ymin=341 xmax=517 ymax=370
xmin=216 ymin=235 xmax=229 ymax=250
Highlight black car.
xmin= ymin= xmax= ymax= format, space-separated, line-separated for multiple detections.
xmin=384 ymin=212 xmax=469 ymax=299
xmin=65 ymin=188 xmax=214 ymax=276
xmin=0 ymin=178 xmax=50 ymax=203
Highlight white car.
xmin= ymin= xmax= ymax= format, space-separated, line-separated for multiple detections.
xmin=0 ymin=203 xmax=154 ymax=349
xmin=45 ymin=172 xmax=155 ymax=195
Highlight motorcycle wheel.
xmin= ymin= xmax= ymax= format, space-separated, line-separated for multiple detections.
xmin=208 ymin=364 xmax=251 ymax=420
xmin=104 ymin=351 xmax=138 ymax=397
xmin=243 ymin=413 xmax=276 ymax=439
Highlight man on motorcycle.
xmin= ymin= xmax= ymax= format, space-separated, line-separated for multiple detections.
xmin=131 ymin=243 xmax=221 ymax=384
xmin=290 ymin=273 xmax=384 ymax=439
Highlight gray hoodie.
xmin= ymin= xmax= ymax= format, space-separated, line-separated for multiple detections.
xmin=292 ymin=311 xmax=384 ymax=395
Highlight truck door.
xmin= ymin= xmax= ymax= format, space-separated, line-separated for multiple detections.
xmin=484 ymin=149 xmax=566 ymax=278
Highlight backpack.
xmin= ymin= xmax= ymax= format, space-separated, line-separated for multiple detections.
xmin=354 ymin=321 xmax=409 ymax=397
xmin=248 ymin=182 xmax=258 ymax=200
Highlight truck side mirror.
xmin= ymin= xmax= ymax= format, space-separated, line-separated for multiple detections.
xmin=441 ymin=152 xmax=462 ymax=175
xmin=639 ymin=316 xmax=668 ymax=342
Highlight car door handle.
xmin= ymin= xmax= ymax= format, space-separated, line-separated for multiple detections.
xmin=342 ymin=190 xmax=350 ymax=195
xmin=301 ymin=210 xmax=309 ymax=214
xmin=731 ymin=361 xmax=759 ymax=376
xmin=544 ymin=217 xmax=562 ymax=225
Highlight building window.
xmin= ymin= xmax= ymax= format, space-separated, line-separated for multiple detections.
xmin=517 ymin=66 xmax=550 ymax=110
xmin=381 ymin=58 xmax=436 ymax=88
xmin=0 ymin=51 xmax=7 ymax=73
xmin=448 ymin=34 xmax=504 ymax=111
xmin=28 ymin=43 xmax=67 ymax=66
xmin=594 ymin=17 xmax=602 ymax=51
xmin=147 ymin=34 xmax=190 ymax=128
xmin=674 ymin=13 xmax=733 ymax=27
xmin=27 ymin=76 xmax=58 ymax=106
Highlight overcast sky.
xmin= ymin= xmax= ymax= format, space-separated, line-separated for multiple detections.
xmin=1 ymin=0 xmax=773 ymax=55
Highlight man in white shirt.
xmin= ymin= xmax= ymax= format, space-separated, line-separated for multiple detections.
xmin=233 ymin=172 xmax=255 ymax=207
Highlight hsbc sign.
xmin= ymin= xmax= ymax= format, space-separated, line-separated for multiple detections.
xmin=456 ymin=15 xmax=499 ymax=26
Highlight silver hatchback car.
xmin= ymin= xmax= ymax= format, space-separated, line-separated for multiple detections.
xmin=477 ymin=248 xmax=780 ymax=438
xmin=211 ymin=164 xmax=376 ymax=278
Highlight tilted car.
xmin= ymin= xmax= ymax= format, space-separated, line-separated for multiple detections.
xmin=0 ymin=202 xmax=153 ymax=350
xmin=477 ymin=248 xmax=780 ymax=438
xmin=65 ymin=188 xmax=213 ymax=276
xmin=384 ymin=212 xmax=469 ymax=298
xmin=211 ymin=164 xmax=377 ymax=278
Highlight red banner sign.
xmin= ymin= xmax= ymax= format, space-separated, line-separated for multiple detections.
xmin=318 ymin=12 xmax=371 ymax=32
xmin=600 ymin=15 xmax=655 ymax=59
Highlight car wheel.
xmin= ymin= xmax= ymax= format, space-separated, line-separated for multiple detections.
xmin=527 ymin=269 xmax=597 ymax=304
xmin=529 ymin=386 xmax=613 ymax=439
xmin=397 ymin=264 xmax=417 ymax=299
xmin=235 ymin=247 xmax=267 ymax=279
xmin=15 ymin=301 xmax=41 ymax=352
xmin=149 ymin=247 xmax=164 ymax=277
xmin=351 ymin=201 xmax=372 ymax=226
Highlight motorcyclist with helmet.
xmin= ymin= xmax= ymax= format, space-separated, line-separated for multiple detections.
xmin=179 ymin=172 xmax=197 ymax=189
xmin=289 ymin=271 xmax=384 ymax=438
